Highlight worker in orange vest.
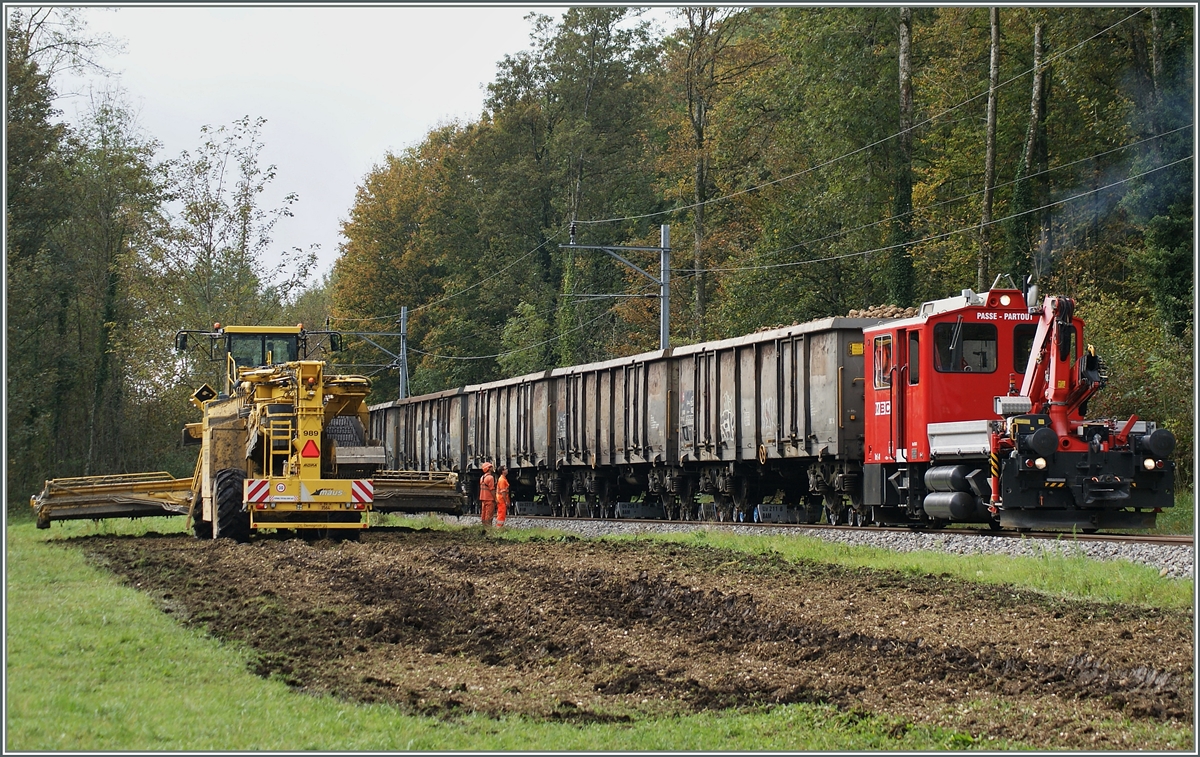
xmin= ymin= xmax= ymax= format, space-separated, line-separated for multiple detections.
xmin=479 ymin=461 xmax=497 ymax=525
xmin=496 ymin=466 xmax=511 ymax=527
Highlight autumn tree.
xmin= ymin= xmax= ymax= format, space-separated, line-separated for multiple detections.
xmin=888 ymin=6 xmax=916 ymax=306
xmin=710 ymin=6 xmax=904 ymax=334
xmin=657 ymin=7 xmax=774 ymax=337
xmin=1120 ymin=7 xmax=1193 ymax=338
xmin=6 ymin=18 xmax=71 ymax=507
xmin=149 ymin=116 xmax=315 ymax=333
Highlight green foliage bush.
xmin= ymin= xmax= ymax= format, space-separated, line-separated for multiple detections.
xmin=1078 ymin=289 xmax=1194 ymax=487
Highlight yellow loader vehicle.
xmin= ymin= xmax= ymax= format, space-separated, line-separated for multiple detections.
xmin=31 ymin=325 xmax=462 ymax=540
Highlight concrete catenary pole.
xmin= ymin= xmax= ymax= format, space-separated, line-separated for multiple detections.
xmin=398 ymin=305 xmax=409 ymax=400
xmin=660 ymin=224 xmax=670 ymax=351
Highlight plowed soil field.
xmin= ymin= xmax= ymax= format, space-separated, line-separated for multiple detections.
xmin=74 ymin=527 xmax=1192 ymax=749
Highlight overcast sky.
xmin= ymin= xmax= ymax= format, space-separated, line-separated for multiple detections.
xmin=48 ymin=5 xmax=678 ymax=279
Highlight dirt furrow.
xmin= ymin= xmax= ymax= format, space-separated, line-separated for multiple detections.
xmin=73 ymin=528 xmax=1192 ymax=749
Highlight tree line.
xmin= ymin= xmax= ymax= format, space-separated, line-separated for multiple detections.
xmin=6 ymin=7 xmax=1193 ymax=510
xmin=6 ymin=9 xmax=321 ymax=510
xmin=331 ymin=6 xmax=1192 ymax=481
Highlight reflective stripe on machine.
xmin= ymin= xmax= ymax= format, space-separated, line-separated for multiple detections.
xmin=352 ymin=480 xmax=374 ymax=503
xmin=246 ymin=479 xmax=270 ymax=503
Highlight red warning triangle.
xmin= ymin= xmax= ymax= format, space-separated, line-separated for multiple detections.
xmin=301 ymin=439 xmax=321 ymax=458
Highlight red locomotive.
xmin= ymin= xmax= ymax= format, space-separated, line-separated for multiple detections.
xmin=863 ymin=276 xmax=1176 ymax=530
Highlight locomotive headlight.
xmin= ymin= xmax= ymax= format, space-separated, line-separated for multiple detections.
xmin=1034 ymin=457 xmax=1048 ymax=470
xmin=1143 ymin=457 xmax=1157 ymax=471
xmin=1000 ymin=294 xmax=1011 ymax=306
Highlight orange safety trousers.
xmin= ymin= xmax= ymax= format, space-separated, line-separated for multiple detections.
xmin=496 ymin=475 xmax=510 ymax=526
xmin=480 ymin=472 xmax=496 ymax=525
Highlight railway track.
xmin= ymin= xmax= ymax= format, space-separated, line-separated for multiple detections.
xmin=504 ymin=515 xmax=1193 ymax=547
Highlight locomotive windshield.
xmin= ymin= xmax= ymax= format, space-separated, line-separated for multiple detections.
xmin=934 ymin=322 xmax=996 ymax=372
xmin=1014 ymin=324 xmax=1037 ymax=372
xmin=1012 ymin=323 xmax=1076 ymax=373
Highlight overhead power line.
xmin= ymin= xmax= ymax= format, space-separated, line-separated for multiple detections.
xmin=406 ymin=289 xmax=651 ymax=361
xmin=331 ymin=226 xmax=566 ymax=324
xmin=691 ymin=155 xmax=1192 ymax=274
xmin=575 ymin=8 xmax=1147 ymax=227
xmin=674 ymin=124 xmax=1194 ymax=274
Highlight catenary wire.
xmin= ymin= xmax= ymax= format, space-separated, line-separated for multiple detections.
xmin=330 ymin=11 xmax=1148 ymax=330
xmin=405 ymin=291 xmax=652 ymax=361
xmin=575 ymin=8 xmax=1147 ymax=227
xmin=330 ymin=226 xmax=566 ymax=324
xmin=691 ymin=155 xmax=1191 ymax=273
xmin=668 ymin=124 xmax=1194 ymax=273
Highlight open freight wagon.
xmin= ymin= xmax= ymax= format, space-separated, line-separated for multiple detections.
xmin=370 ymin=317 xmax=885 ymax=523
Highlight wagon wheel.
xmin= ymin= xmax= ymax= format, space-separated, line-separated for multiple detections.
xmin=597 ymin=480 xmax=615 ymax=519
xmin=713 ymin=493 xmax=734 ymax=522
xmin=849 ymin=491 xmax=868 ymax=527
xmin=664 ymin=492 xmax=681 ymax=521
xmin=671 ymin=477 xmax=696 ymax=520
xmin=825 ymin=503 xmax=844 ymax=527
xmin=730 ymin=477 xmax=752 ymax=522
xmin=822 ymin=492 xmax=844 ymax=526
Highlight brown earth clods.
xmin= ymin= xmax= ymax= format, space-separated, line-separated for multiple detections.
xmin=72 ymin=528 xmax=1192 ymax=749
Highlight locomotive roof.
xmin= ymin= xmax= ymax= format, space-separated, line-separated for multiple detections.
xmin=370 ymin=286 xmax=1040 ymax=410
xmin=861 ymin=287 xmax=1029 ymax=334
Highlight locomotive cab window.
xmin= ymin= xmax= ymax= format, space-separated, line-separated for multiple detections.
xmin=908 ymin=332 xmax=919 ymax=384
xmin=1014 ymin=324 xmax=1037 ymax=373
xmin=873 ymin=335 xmax=893 ymax=389
xmin=934 ymin=321 xmax=996 ymax=373
xmin=1058 ymin=324 xmax=1078 ymax=368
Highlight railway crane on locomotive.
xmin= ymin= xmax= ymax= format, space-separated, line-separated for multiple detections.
xmin=862 ymin=275 xmax=1176 ymax=531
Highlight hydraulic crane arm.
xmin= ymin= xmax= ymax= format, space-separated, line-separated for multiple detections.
xmin=1017 ymin=295 xmax=1103 ymax=439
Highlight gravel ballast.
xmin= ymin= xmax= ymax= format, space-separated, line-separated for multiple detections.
xmin=439 ymin=515 xmax=1194 ymax=580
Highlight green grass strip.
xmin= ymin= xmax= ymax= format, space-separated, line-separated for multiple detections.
xmin=501 ymin=524 xmax=1193 ymax=609
xmin=1151 ymin=490 xmax=1195 ymax=535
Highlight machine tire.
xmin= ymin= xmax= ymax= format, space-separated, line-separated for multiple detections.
xmin=214 ymin=468 xmax=250 ymax=543
xmin=303 ymin=512 xmax=362 ymax=543
xmin=331 ymin=511 xmax=363 ymax=542
xmin=191 ymin=509 xmax=212 ymax=539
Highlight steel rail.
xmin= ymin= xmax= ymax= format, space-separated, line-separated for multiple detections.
xmin=509 ymin=515 xmax=1193 ymax=547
